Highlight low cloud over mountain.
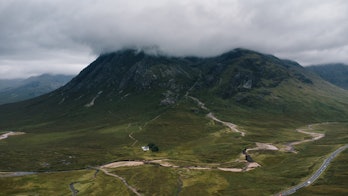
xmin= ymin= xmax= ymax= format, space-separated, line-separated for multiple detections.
xmin=1 ymin=0 xmax=348 ymax=78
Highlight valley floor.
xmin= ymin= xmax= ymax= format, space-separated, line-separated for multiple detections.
xmin=1 ymin=120 xmax=347 ymax=195
xmin=1 ymin=98 xmax=348 ymax=195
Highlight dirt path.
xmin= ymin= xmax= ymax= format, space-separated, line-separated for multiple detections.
xmin=101 ymin=159 xmax=259 ymax=173
xmin=0 ymin=131 xmax=25 ymax=140
xmin=143 ymin=115 xmax=161 ymax=128
xmin=0 ymin=109 xmax=330 ymax=195
xmin=283 ymin=124 xmax=325 ymax=153
xmin=128 ymin=132 xmax=138 ymax=146
xmin=99 ymin=167 xmax=142 ymax=196
xmin=187 ymin=96 xmax=245 ymax=136
xmin=102 ymin=161 xmax=144 ymax=168
xmin=246 ymin=142 xmax=279 ymax=153
xmin=187 ymin=96 xmax=208 ymax=111
xmin=207 ymin=112 xmax=245 ymax=136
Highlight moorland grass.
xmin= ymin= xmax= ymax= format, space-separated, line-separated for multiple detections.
xmin=0 ymin=98 xmax=347 ymax=195
xmin=296 ymin=150 xmax=348 ymax=196
xmin=0 ymin=123 xmax=347 ymax=195
xmin=0 ymin=169 xmax=134 ymax=196
xmin=0 ymin=170 xmax=91 ymax=195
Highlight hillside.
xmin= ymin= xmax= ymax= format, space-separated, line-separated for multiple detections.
xmin=1 ymin=48 xmax=348 ymax=166
xmin=1 ymin=49 xmax=348 ymax=195
xmin=0 ymin=79 xmax=22 ymax=90
xmin=1 ymin=49 xmax=347 ymax=130
xmin=0 ymin=74 xmax=74 ymax=105
xmin=307 ymin=63 xmax=348 ymax=90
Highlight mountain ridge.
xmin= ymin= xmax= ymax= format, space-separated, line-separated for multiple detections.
xmin=0 ymin=74 xmax=74 ymax=105
xmin=307 ymin=63 xmax=348 ymax=90
xmin=1 ymin=48 xmax=348 ymax=131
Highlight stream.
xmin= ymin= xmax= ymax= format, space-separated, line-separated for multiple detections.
xmin=69 ymin=182 xmax=79 ymax=196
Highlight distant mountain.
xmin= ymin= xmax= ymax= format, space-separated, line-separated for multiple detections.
xmin=0 ymin=74 xmax=74 ymax=105
xmin=0 ymin=78 xmax=23 ymax=91
xmin=307 ymin=63 xmax=348 ymax=89
xmin=1 ymin=49 xmax=348 ymax=131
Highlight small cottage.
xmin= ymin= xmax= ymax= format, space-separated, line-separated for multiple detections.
xmin=141 ymin=146 xmax=150 ymax=151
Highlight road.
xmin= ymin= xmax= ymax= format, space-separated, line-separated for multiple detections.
xmin=277 ymin=144 xmax=348 ymax=196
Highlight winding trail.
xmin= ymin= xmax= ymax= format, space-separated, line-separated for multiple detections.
xmin=0 ymin=103 xmax=340 ymax=195
xmin=126 ymin=123 xmax=138 ymax=146
xmin=128 ymin=132 xmax=138 ymax=146
xmin=207 ymin=112 xmax=245 ymax=136
xmin=143 ymin=115 xmax=161 ymax=128
xmin=187 ymin=96 xmax=208 ymax=111
xmin=99 ymin=167 xmax=142 ymax=196
xmin=284 ymin=124 xmax=325 ymax=153
xmin=101 ymin=159 xmax=258 ymax=173
xmin=187 ymin=96 xmax=245 ymax=136
xmin=246 ymin=142 xmax=279 ymax=153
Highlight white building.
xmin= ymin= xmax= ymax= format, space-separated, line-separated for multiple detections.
xmin=141 ymin=146 xmax=150 ymax=151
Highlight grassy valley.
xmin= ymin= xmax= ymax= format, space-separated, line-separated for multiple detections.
xmin=1 ymin=119 xmax=347 ymax=195
xmin=1 ymin=49 xmax=348 ymax=195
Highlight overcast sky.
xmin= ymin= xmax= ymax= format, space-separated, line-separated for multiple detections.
xmin=1 ymin=0 xmax=348 ymax=79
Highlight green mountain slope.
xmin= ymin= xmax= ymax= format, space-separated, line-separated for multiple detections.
xmin=307 ymin=63 xmax=348 ymax=90
xmin=1 ymin=49 xmax=348 ymax=131
xmin=1 ymin=48 xmax=348 ymax=173
xmin=0 ymin=49 xmax=348 ymax=195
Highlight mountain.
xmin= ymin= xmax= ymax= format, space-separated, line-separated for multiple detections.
xmin=1 ymin=49 xmax=348 ymax=195
xmin=0 ymin=78 xmax=23 ymax=91
xmin=1 ymin=48 xmax=348 ymax=131
xmin=307 ymin=63 xmax=348 ymax=90
xmin=0 ymin=74 xmax=74 ymax=105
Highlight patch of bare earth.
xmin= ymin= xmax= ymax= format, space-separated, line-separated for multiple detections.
xmin=246 ymin=142 xmax=279 ymax=153
xmin=0 ymin=131 xmax=25 ymax=140
xmin=281 ymin=124 xmax=325 ymax=153
xmin=217 ymin=167 xmax=244 ymax=172
xmin=101 ymin=161 xmax=144 ymax=168
xmin=147 ymin=160 xmax=179 ymax=168
xmin=245 ymin=162 xmax=261 ymax=171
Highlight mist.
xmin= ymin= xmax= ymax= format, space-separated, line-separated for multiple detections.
xmin=1 ymin=0 xmax=348 ymax=78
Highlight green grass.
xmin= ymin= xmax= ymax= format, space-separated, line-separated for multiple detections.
xmin=2 ymin=48 xmax=348 ymax=195
xmin=0 ymin=169 xmax=135 ymax=196
xmin=1 ymin=122 xmax=346 ymax=195
xmin=0 ymin=124 xmax=144 ymax=171
xmin=296 ymin=150 xmax=348 ymax=196
xmin=294 ymin=123 xmax=348 ymax=195
xmin=108 ymin=165 xmax=180 ymax=195
xmin=0 ymin=170 xmax=91 ymax=195
xmin=1 ymin=96 xmax=348 ymax=195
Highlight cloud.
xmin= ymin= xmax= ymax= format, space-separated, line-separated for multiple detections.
xmin=1 ymin=0 xmax=348 ymax=78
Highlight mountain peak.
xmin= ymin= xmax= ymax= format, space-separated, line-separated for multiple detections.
xmin=53 ymin=48 xmax=317 ymax=108
xmin=1 ymin=48 xmax=348 ymax=132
